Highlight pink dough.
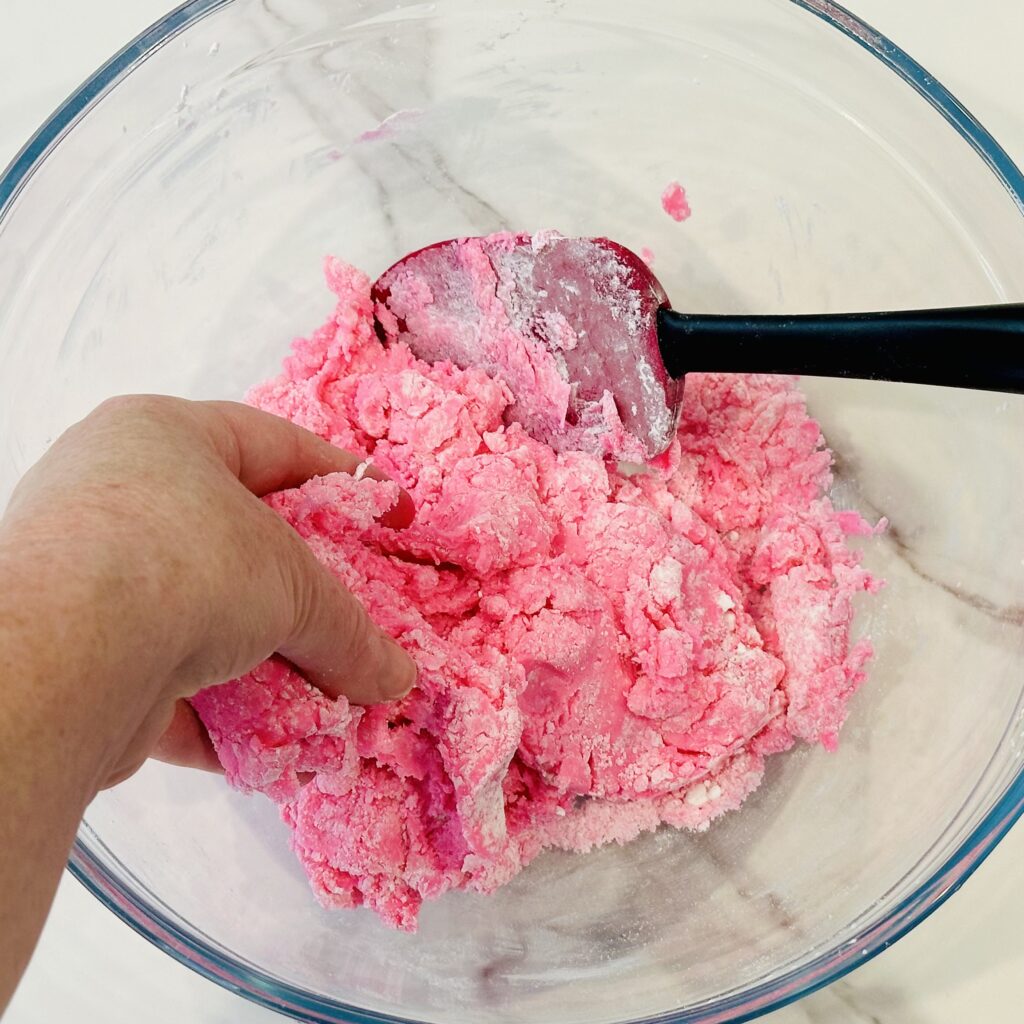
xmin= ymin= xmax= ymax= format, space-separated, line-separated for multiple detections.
xmin=191 ymin=246 xmax=881 ymax=931
xmin=662 ymin=181 xmax=692 ymax=222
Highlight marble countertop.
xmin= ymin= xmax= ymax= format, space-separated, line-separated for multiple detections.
xmin=3 ymin=1 xmax=1024 ymax=1022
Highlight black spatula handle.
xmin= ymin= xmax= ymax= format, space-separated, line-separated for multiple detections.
xmin=657 ymin=304 xmax=1024 ymax=393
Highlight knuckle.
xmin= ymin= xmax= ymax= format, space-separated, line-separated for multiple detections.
xmin=285 ymin=552 xmax=316 ymax=640
xmin=90 ymin=395 xmax=196 ymax=441
xmin=280 ymin=535 xmax=323 ymax=638
xmin=337 ymin=588 xmax=371 ymax=662
xmin=94 ymin=393 xmax=175 ymax=422
xmin=284 ymin=540 xmax=369 ymax=664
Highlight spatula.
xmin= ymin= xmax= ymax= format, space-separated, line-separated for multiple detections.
xmin=372 ymin=233 xmax=1024 ymax=460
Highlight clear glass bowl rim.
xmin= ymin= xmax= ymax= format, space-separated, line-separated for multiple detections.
xmin=2 ymin=2 xmax=1023 ymax=1022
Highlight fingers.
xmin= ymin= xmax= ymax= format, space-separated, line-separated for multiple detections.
xmin=200 ymin=400 xmax=363 ymax=492
xmin=277 ymin=537 xmax=417 ymax=705
xmin=206 ymin=401 xmax=419 ymax=703
xmin=197 ymin=401 xmax=415 ymax=529
xmin=102 ymin=701 xmax=222 ymax=787
xmin=150 ymin=700 xmax=224 ymax=773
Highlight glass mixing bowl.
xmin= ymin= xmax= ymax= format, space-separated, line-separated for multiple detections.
xmin=2 ymin=1 xmax=1023 ymax=1021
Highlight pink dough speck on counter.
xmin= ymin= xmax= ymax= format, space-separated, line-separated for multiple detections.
xmin=191 ymin=236 xmax=881 ymax=931
xmin=662 ymin=181 xmax=692 ymax=222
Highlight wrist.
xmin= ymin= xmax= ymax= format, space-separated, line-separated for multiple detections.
xmin=0 ymin=509 xmax=181 ymax=794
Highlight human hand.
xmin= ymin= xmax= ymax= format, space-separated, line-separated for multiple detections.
xmin=0 ymin=395 xmax=416 ymax=790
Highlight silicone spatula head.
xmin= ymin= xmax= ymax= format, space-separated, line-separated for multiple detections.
xmin=372 ymin=232 xmax=681 ymax=461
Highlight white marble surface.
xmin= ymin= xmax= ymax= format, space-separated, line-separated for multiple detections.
xmin=3 ymin=1 xmax=1024 ymax=1022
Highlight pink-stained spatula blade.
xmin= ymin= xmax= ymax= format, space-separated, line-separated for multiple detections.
xmin=372 ymin=232 xmax=681 ymax=461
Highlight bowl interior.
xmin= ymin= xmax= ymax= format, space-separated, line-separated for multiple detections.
xmin=2 ymin=1 xmax=1024 ymax=1022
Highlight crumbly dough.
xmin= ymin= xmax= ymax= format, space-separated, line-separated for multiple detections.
xmin=661 ymin=181 xmax=692 ymax=222
xmin=192 ymin=252 xmax=880 ymax=930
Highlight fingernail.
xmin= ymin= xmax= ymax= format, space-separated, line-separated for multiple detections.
xmin=383 ymin=488 xmax=417 ymax=530
xmin=359 ymin=464 xmax=416 ymax=530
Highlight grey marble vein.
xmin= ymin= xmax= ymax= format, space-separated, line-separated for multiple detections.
xmin=831 ymin=454 xmax=1024 ymax=628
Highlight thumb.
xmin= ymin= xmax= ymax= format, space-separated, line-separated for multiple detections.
xmin=277 ymin=537 xmax=416 ymax=705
